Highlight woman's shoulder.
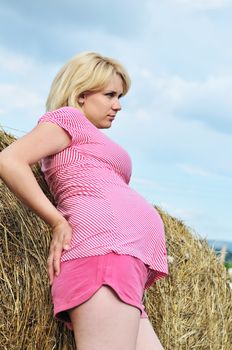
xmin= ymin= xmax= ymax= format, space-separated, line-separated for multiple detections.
xmin=45 ymin=106 xmax=85 ymax=120
xmin=38 ymin=106 xmax=90 ymax=128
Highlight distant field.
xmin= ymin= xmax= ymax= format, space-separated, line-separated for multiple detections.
xmin=208 ymin=239 xmax=232 ymax=262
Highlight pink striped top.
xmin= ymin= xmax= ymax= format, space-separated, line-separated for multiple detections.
xmin=37 ymin=106 xmax=168 ymax=289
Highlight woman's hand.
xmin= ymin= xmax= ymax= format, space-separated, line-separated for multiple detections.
xmin=47 ymin=219 xmax=73 ymax=285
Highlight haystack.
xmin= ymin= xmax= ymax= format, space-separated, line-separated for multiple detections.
xmin=0 ymin=129 xmax=231 ymax=350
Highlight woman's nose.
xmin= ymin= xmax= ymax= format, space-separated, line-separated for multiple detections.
xmin=112 ymin=99 xmax=121 ymax=111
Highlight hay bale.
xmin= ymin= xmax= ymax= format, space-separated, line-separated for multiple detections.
xmin=0 ymin=129 xmax=231 ymax=349
xmin=0 ymin=129 xmax=75 ymax=350
xmin=144 ymin=211 xmax=232 ymax=349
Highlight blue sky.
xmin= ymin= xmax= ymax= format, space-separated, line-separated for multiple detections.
xmin=0 ymin=0 xmax=231 ymax=242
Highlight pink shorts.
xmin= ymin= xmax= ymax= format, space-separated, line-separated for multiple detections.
xmin=51 ymin=252 xmax=149 ymax=329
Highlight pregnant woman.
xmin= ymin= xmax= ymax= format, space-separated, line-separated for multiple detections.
xmin=0 ymin=52 xmax=168 ymax=349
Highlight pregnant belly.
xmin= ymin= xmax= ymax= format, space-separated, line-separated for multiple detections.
xmin=57 ymin=183 xmax=164 ymax=245
xmin=106 ymin=185 xmax=164 ymax=236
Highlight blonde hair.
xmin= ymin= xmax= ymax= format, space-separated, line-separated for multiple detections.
xmin=46 ymin=52 xmax=131 ymax=111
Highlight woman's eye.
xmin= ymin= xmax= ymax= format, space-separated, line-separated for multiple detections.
xmin=104 ymin=92 xmax=123 ymax=99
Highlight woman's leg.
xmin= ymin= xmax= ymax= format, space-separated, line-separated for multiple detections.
xmin=68 ymin=285 xmax=141 ymax=350
xmin=136 ymin=318 xmax=164 ymax=350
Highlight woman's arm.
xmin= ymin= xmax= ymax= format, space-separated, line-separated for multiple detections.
xmin=0 ymin=121 xmax=73 ymax=284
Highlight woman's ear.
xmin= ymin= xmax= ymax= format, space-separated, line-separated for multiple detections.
xmin=78 ymin=93 xmax=85 ymax=106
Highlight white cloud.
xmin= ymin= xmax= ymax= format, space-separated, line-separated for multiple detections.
xmin=0 ymin=83 xmax=41 ymax=109
xmin=174 ymin=75 xmax=232 ymax=133
xmin=173 ymin=0 xmax=232 ymax=10
xmin=0 ymin=0 xmax=147 ymax=60
xmin=121 ymin=74 xmax=232 ymax=178
xmin=0 ymin=47 xmax=58 ymax=83
xmin=132 ymin=71 xmax=232 ymax=134
xmin=132 ymin=177 xmax=164 ymax=190
xmin=0 ymin=82 xmax=44 ymax=135
xmin=177 ymin=163 xmax=213 ymax=177
xmin=0 ymin=49 xmax=34 ymax=73
xmin=176 ymin=163 xmax=232 ymax=180
xmin=159 ymin=202 xmax=207 ymax=221
xmin=0 ymin=48 xmax=61 ymax=135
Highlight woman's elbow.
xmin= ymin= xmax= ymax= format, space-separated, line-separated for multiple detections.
xmin=0 ymin=152 xmax=9 ymax=178
xmin=0 ymin=152 xmax=17 ymax=178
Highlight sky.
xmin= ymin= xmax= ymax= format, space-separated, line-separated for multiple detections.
xmin=0 ymin=0 xmax=231 ymax=243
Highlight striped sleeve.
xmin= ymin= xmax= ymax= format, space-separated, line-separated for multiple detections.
xmin=37 ymin=107 xmax=81 ymax=145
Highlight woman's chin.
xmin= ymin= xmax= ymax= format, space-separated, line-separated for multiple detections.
xmin=98 ymin=120 xmax=113 ymax=129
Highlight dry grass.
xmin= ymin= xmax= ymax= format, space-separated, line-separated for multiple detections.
xmin=144 ymin=209 xmax=232 ymax=349
xmin=0 ymin=129 xmax=75 ymax=349
xmin=0 ymin=129 xmax=231 ymax=349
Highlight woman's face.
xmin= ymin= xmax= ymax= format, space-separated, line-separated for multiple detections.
xmin=79 ymin=74 xmax=123 ymax=129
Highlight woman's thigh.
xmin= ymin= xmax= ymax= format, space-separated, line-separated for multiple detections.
xmin=69 ymin=285 xmax=141 ymax=350
xmin=136 ymin=318 xmax=164 ymax=350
